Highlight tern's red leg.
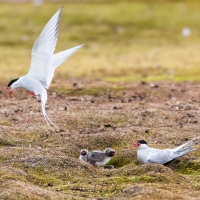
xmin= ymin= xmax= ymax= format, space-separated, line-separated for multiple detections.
xmin=28 ymin=91 xmax=36 ymax=96
xmin=9 ymin=89 xmax=12 ymax=97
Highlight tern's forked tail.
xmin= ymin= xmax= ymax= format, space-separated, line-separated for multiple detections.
xmin=41 ymin=102 xmax=59 ymax=130
xmin=172 ymin=136 xmax=200 ymax=157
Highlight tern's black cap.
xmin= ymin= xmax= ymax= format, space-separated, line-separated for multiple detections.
xmin=7 ymin=78 xmax=19 ymax=87
xmin=137 ymin=140 xmax=148 ymax=145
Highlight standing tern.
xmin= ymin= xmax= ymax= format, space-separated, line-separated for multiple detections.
xmin=6 ymin=7 xmax=83 ymax=129
xmin=134 ymin=137 xmax=200 ymax=164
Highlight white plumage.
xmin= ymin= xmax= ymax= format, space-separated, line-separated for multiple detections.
xmin=134 ymin=137 xmax=200 ymax=164
xmin=6 ymin=7 xmax=83 ymax=129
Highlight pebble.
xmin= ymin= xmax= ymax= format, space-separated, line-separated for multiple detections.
xmin=150 ymin=83 xmax=159 ymax=88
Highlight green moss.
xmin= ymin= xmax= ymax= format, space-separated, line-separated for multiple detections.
xmin=176 ymin=160 xmax=200 ymax=175
xmin=0 ymin=138 xmax=15 ymax=147
xmin=26 ymin=168 xmax=62 ymax=186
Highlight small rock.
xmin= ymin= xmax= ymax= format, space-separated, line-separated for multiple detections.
xmin=58 ymin=106 xmax=67 ymax=111
xmin=104 ymin=124 xmax=112 ymax=128
xmin=11 ymin=102 xmax=18 ymax=105
xmin=128 ymin=98 xmax=134 ymax=102
xmin=1 ymin=110 xmax=9 ymax=117
xmin=186 ymin=113 xmax=194 ymax=118
xmin=69 ymin=98 xmax=81 ymax=101
xmin=145 ymin=129 xmax=149 ymax=133
xmin=121 ymin=99 xmax=128 ymax=103
xmin=73 ymin=82 xmax=78 ymax=87
xmin=150 ymin=83 xmax=159 ymax=88
xmin=115 ymin=128 xmax=122 ymax=132
xmin=140 ymin=81 xmax=147 ymax=85
xmin=113 ymin=106 xmax=122 ymax=110
xmin=108 ymin=94 xmax=114 ymax=100
xmin=104 ymin=165 xmax=115 ymax=169
xmin=90 ymin=99 xmax=95 ymax=103
xmin=47 ymin=183 xmax=53 ymax=187
xmin=52 ymin=92 xmax=57 ymax=97
xmin=29 ymin=111 xmax=34 ymax=115
xmin=14 ymin=108 xmax=20 ymax=113
xmin=12 ymin=117 xmax=20 ymax=121
xmin=184 ymin=105 xmax=192 ymax=110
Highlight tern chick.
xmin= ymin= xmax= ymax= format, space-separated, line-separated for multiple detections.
xmin=87 ymin=148 xmax=115 ymax=167
xmin=79 ymin=149 xmax=89 ymax=162
xmin=134 ymin=137 xmax=200 ymax=164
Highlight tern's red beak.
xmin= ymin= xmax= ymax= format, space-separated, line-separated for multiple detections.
xmin=133 ymin=143 xmax=140 ymax=147
xmin=4 ymin=87 xmax=8 ymax=92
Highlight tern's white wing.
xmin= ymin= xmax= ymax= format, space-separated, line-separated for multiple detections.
xmin=145 ymin=148 xmax=172 ymax=164
xmin=52 ymin=45 xmax=84 ymax=69
xmin=27 ymin=7 xmax=63 ymax=89
xmin=173 ymin=136 xmax=200 ymax=152
xmin=169 ymin=136 xmax=200 ymax=160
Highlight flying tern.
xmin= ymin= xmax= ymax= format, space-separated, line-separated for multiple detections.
xmin=6 ymin=7 xmax=83 ymax=129
xmin=134 ymin=137 xmax=200 ymax=164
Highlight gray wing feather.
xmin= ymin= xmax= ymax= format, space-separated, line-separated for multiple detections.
xmin=52 ymin=44 xmax=84 ymax=69
xmin=147 ymin=148 xmax=172 ymax=164
xmin=170 ymin=136 xmax=200 ymax=160
xmin=31 ymin=7 xmax=62 ymax=56
xmin=28 ymin=8 xmax=63 ymax=88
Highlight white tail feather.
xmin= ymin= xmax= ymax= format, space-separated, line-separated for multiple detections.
xmin=45 ymin=114 xmax=59 ymax=129
xmin=41 ymin=101 xmax=59 ymax=130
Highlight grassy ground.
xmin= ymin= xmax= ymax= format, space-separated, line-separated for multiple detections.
xmin=1 ymin=1 xmax=200 ymax=83
xmin=0 ymin=1 xmax=200 ymax=199
xmin=0 ymin=81 xmax=200 ymax=199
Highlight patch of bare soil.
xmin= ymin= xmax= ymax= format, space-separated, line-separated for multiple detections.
xmin=0 ymin=80 xmax=200 ymax=199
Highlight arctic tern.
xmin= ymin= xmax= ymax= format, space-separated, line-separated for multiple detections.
xmin=134 ymin=137 xmax=200 ymax=164
xmin=6 ymin=7 xmax=83 ymax=129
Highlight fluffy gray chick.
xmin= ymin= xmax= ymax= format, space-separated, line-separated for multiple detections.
xmin=87 ymin=148 xmax=115 ymax=167
xmin=79 ymin=149 xmax=89 ymax=162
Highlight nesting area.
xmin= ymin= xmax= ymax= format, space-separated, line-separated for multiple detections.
xmin=0 ymin=81 xmax=200 ymax=199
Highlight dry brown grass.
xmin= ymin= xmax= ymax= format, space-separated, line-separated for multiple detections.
xmin=0 ymin=81 xmax=200 ymax=199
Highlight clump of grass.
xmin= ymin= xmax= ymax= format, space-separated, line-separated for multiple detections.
xmin=175 ymin=160 xmax=200 ymax=175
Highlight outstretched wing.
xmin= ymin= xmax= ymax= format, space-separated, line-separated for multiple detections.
xmin=27 ymin=7 xmax=63 ymax=89
xmin=52 ymin=45 xmax=84 ymax=69
xmin=43 ymin=44 xmax=84 ymax=87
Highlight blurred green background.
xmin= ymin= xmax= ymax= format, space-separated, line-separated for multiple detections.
xmin=1 ymin=0 xmax=200 ymax=83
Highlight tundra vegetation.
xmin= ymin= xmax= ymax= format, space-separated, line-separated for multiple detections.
xmin=0 ymin=1 xmax=200 ymax=199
